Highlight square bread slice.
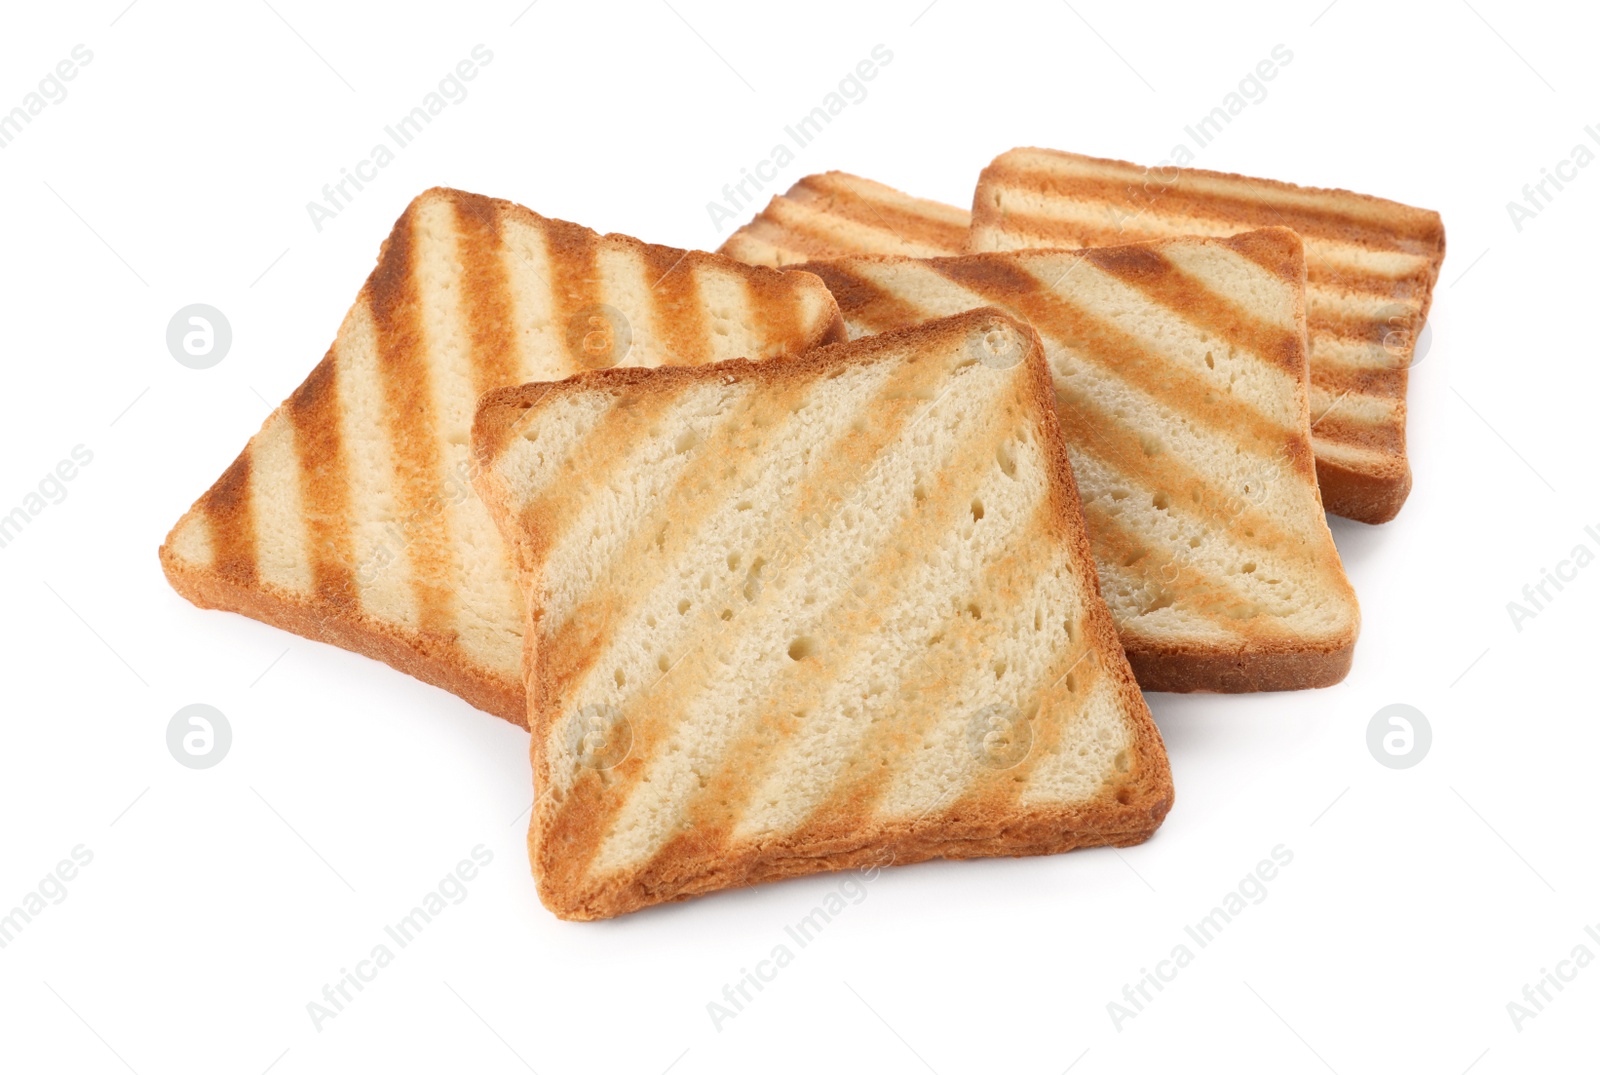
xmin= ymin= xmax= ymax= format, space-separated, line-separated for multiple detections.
xmin=718 ymin=171 xmax=970 ymax=267
xmin=794 ymin=228 xmax=1360 ymax=692
xmin=159 ymin=187 xmax=846 ymax=725
xmin=970 ymin=147 xmax=1447 ymax=524
xmin=471 ymin=307 xmax=1173 ymax=920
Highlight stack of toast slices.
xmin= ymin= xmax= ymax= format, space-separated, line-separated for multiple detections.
xmin=792 ymin=230 xmax=1359 ymax=692
xmin=162 ymin=147 xmax=1442 ymax=919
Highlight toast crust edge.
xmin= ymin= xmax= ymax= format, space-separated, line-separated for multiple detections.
xmin=472 ymin=308 xmax=1174 ymax=920
xmin=158 ymin=544 xmax=525 ymax=721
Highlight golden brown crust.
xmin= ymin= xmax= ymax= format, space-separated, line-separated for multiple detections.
xmin=159 ymin=187 xmax=846 ymax=727
xmin=475 ymin=308 xmax=1174 ymax=920
xmin=1124 ymin=638 xmax=1354 ymax=693
xmin=158 ymin=543 xmax=523 ymax=720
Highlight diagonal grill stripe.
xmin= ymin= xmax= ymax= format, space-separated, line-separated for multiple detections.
xmin=286 ymin=351 xmax=356 ymax=606
xmin=639 ymin=243 xmax=713 ymax=364
xmin=368 ymin=203 xmax=455 ymax=639
xmin=200 ymin=448 xmax=257 ymax=587
xmin=790 ymin=261 xmax=928 ymax=335
xmin=451 ymin=192 xmax=523 ymax=399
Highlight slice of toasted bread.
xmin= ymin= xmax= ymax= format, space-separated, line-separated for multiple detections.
xmin=970 ymin=147 xmax=1446 ymax=524
xmin=472 ymin=308 xmax=1173 ymax=920
xmin=159 ymin=187 xmax=846 ymax=725
xmin=718 ymin=171 xmax=970 ymax=267
xmin=794 ymin=229 xmax=1360 ymax=692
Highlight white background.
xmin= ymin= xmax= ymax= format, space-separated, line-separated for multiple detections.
xmin=1 ymin=0 xmax=1596 ymax=1071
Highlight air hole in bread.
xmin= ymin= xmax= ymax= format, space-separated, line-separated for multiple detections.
xmin=674 ymin=429 xmax=699 ymax=454
xmin=657 ymin=653 xmax=671 ymax=672
xmin=743 ymin=558 xmax=766 ymax=602
xmin=1204 ymin=351 xmax=1215 ymax=370
xmin=614 ymin=668 xmax=626 ymax=687
xmin=787 ymin=636 xmax=817 ymax=661
xmin=720 ymin=608 xmax=733 ymax=621
xmin=1152 ymin=492 xmax=1169 ymax=511
xmin=993 ymin=660 xmax=1006 ymax=680
xmin=970 ymin=497 xmax=985 ymax=521
xmin=996 ymin=442 xmax=1017 ymax=479
xmin=677 ymin=598 xmax=691 ymax=614
xmin=727 ymin=552 xmax=741 ymax=572
xmin=735 ymin=500 xmax=752 ymax=511
xmin=966 ymin=601 xmax=982 ymax=620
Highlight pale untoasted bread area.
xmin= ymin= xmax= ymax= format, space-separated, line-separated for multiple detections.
xmin=159 ymin=187 xmax=845 ymax=724
xmin=793 ymin=234 xmax=1359 ymax=691
xmin=331 ymin=299 xmax=420 ymax=633
xmin=246 ymin=412 xmax=313 ymax=595
xmin=472 ymin=309 xmax=1171 ymax=919
xmin=167 ymin=513 xmax=212 ymax=568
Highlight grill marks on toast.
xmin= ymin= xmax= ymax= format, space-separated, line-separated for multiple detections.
xmin=719 ymin=172 xmax=971 ymax=267
xmin=1079 ymin=245 xmax=1302 ymax=377
xmin=639 ymin=245 xmax=711 ymax=365
xmin=972 ymin=148 xmax=1445 ymax=523
xmin=453 ymin=194 xmax=523 ymax=398
xmin=531 ymin=378 xmax=816 ymax=710
xmin=618 ymin=393 xmax=1040 ymax=891
xmin=160 ymin=187 xmax=845 ymax=723
xmin=531 ymin=358 xmax=956 ymax=891
xmin=812 ymin=255 xmax=1302 ymax=460
xmin=199 ymin=451 xmax=257 ymax=587
xmin=473 ymin=309 xmax=1168 ymax=918
xmin=793 ymin=236 xmax=1358 ymax=690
